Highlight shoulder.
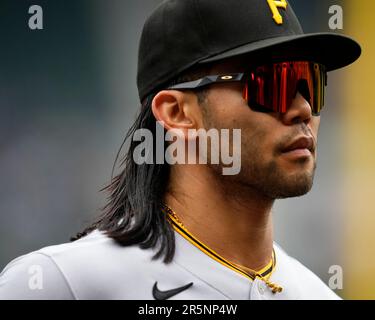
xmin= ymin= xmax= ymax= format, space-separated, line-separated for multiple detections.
xmin=0 ymin=230 xmax=158 ymax=299
xmin=0 ymin=250 xmax=74 ymax=299
xmin=272 ymin=243 xmax=342 ymax=300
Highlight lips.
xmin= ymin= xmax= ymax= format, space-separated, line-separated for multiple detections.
xmin=282 ymin=136 xmax=314 ymax=154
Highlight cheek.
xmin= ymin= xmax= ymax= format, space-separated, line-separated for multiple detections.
xmin=206 ymin=87 xmax=248 ymax=121
xmin=205 ymin=88 xmax=288 ymax=157
xmin=240 ymin=120 xmax=275 ymax=160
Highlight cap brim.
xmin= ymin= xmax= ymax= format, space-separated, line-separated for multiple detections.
xmin=199 ymin=33 xmax=361 ymax=71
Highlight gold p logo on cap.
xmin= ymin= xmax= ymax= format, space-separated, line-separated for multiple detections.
xmin=267 ymin=0 xmax=288 ymax=25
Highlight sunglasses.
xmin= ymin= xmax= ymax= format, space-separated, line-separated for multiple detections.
xmin=167 ymin=61 xmax=327 ymax=116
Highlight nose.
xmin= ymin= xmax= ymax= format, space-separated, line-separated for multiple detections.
xmin=280 ymin=92 xmax=313 ymax=125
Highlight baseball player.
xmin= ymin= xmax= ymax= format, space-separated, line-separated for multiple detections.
xmin=0 ymin=0 xmax=361 ymax=300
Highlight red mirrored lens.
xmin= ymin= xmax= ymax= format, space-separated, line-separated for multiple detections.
xmin=244 ymin=61 xmax=326 ymax=115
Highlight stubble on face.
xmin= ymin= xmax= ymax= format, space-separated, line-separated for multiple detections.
xmin=200 ymin=97 xmax=318 ymax=200
xmin=238 ymin=124 xmax=317 ymax=199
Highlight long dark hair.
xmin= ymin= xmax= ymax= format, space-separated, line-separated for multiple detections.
xmin=71 ymin=64 xmax=212 ymax=263
xmin=71 ymin=95 xmax=175 ymax=262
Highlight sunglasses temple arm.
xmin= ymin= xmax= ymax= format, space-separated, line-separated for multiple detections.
xmin=168 ymin=73 xmax=245 ymax=90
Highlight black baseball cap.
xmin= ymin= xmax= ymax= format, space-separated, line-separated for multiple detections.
xmin=137 ymin=0 xmax=361 ymax=102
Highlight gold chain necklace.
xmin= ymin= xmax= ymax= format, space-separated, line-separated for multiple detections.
xmin=162 ymin=204 xmax=283 ymax=294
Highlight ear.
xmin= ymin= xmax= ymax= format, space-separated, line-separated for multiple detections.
xmin=151 ymin=90 xmax=203 ymax=135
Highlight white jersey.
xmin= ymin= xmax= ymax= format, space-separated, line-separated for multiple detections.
xmin=0 ymin=228 xmax=340 ymax=300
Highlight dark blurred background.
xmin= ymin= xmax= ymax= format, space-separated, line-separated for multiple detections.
xmin=0 ymin=0 xmax=373 ymax=299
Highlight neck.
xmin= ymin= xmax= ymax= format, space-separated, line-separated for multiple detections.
xmin=165 ymin=164 xmax=275 ymax=271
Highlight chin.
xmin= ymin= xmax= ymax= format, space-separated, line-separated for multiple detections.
xmin=274 ymin=185 xmax=313 ymax=199
xmin=272 ymin=174 xmax=315 ymax=199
